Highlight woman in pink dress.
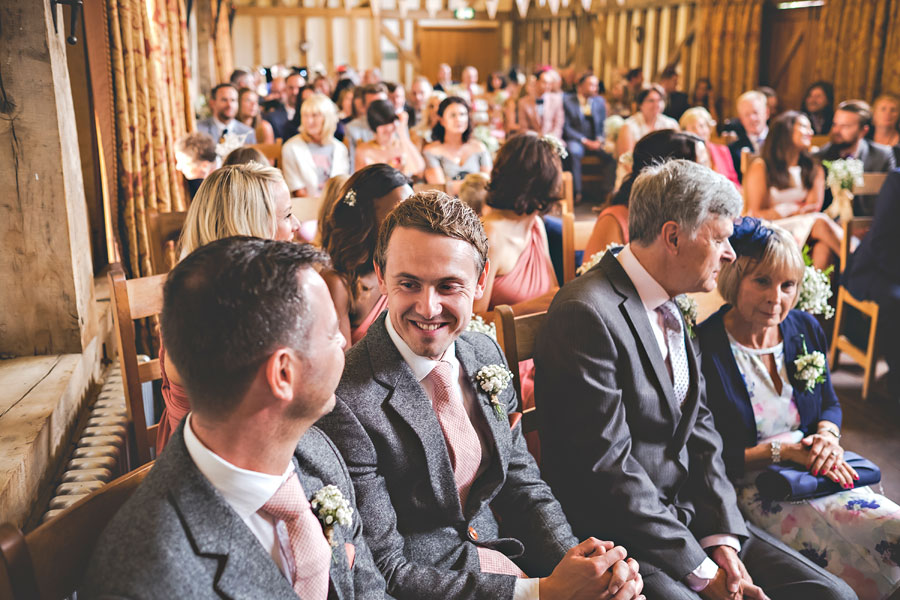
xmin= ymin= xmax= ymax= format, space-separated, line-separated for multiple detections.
xmin=680 ymin=106 xmax=740 ymax=189
xmin=320 ymin=164 xmax=413 ymax=347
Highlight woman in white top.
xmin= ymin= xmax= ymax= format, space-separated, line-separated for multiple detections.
xmin=744 ymin=111 xmax=842 ymax=269
xmin=281 ymin=93 xmax=350 ymax=199
xmin=615 ymin=84 xmax=679 ymax=157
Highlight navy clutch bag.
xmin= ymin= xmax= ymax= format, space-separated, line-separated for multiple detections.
xmin=756 ymin=451 xmax=881 ymax=501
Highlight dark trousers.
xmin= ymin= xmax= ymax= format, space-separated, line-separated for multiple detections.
xmin=865 ymin=278 xmax=900 ymax=394
xmin=564 ymin=139 xmax=613 ymax=199
xmin=640 ymin=523 xmax=858 ymax=600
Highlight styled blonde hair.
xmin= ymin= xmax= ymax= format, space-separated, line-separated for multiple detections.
xmin=717 ymin=222 xmax=805 ymax=307
xmin=178 ymin=162 xmax=284 ymax=258
xmin=300 ymin=93 xmax=339 ymax=143
xmin=679 ymin=106 xmax=715 ymax=132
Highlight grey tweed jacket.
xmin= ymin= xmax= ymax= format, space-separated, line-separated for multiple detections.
xmin=80 ymin=423 xmax=388 ymax=599
xmin=533 ymin=250 xmax=748 ymax=581
xmin=316 ymin=314 xmax=577 ymax=600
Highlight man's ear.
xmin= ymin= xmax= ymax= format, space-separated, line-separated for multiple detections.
xmin=473 ymin=258 xmax=490 ymax=300
xmin=265 ymin=348 xmax=298 ymax=404
xmin=374 ymin=262 xmax=388 ymax=296
xmin=661 ymin=221 xmax=680 ymax=254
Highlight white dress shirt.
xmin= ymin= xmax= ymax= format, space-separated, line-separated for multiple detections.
xmin=384 ymin=314 xmax=541 ymax=600
xmin=617 ymin=245 xmax=740 ymax=590
xmin=183 ymin=414 xmax=296 ymax=581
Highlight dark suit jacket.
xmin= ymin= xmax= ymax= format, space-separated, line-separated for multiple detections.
xmin=263 ymin=104 xmax=291 ymax=140
xmin=728 ymin=133 xmax=756 ymax=184
xmin=847 ymin=168 xmax=900 ymax=299
xmin=317 ymin=314 xmax=577 ymax=600
xmin=562 ymin=93 xmax=607 ymax=143
xmin=817 ymin=138 xmax=897 ymax=215
xmin=663 ymin=91 xmax=690 ymax=121
xmin=697 ymin=306 xmax=843 ymax=480
xmin=533 ymin=251 xmax=747 ymax=580
xmin=81 ymin=424 xmax=387 ymax=599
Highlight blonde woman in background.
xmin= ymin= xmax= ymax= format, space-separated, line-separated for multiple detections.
xmin=158 ymin=163 xmax=302 ymax=452
xmin=680 ymin=106 xmax=740 ymax=188
xmin=281 ymin=93 xmax=350 ymax=199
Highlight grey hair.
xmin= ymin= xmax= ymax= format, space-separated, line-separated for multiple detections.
xmin=628 ymin=159 xmax=742 ymax=245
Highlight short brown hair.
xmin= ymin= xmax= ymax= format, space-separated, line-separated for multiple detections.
xmin=487 ymin=132 xmax=561 ymax=215
xmin=375 ymin=191 xmax=489 ymax=274
xmin=175 ymin=132 xmax=217 ymax=163
xmin=836 ymin=99 xmax=873 ymax=129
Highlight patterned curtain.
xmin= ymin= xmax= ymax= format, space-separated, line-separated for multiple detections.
xmin=107 ymin=0 xmax=192 ymax=280
xmin=694 ymin=0 xmax=764 ymax=120
xmin=812 ymin=0 xmax=896 ymax=102
xmin=212 ymin=0 xmax=235 ymax=86
xmin=883 ymin=1 xmax=900 ymax=94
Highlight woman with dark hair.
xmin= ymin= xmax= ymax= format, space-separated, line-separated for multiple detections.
xmin=744 ymin=111 xmax=842 ymax=269
xmin=354 ymin=99 xmax=424 ymax=177
xmin=473 ymin=132 xmax=560 ymax=313
xmin=320 ymin=164 xmax=413 ymax=346
xmin=487 ymin=71 xmax=508 ymax=93
xmin=802 ymin=80 xmax=835 ymax=135
xmin=615 ymin=83 xmax=680 ymax=157
xmin=423 ymin=96 xmax=492 ymax=194
xmin=690 ymin=77 xmax=718 ymax=121
xmin=583 ymin=129 xmax=701 ymax=258
xmin=237 ymin=87 xmax=276 ymax=145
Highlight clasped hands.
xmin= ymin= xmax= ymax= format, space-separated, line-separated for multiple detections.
xmin=700 ymin=545 xmax=768 ymax=600
xmin=784 ymin=432 xmax=859 ymax=489
xmin=540 ymin=538 xmax=644 ymax=600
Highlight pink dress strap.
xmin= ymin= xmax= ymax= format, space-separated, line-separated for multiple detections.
xmin=351 ymin=294 xmax=388 ymax=346
xmin=488 ymin=218 xmax=555 ymax=310
xmin=156 ymin=344 xmax=192 ymax=453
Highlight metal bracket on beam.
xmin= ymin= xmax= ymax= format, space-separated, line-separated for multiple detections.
xmin=50 ymin=0 xmax=83 ymax=45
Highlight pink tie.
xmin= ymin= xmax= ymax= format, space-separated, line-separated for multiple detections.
xmin=260 ymin=474 xmax=332 ymax=600
xmin=427 ymin=362 xmax=526 ymax=578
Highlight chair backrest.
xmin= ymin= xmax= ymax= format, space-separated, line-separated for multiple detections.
xmin=853 ymin=172 xmax=888 ymax=196
xmin=494 ymin=305 xmax=548 ymax=432
xmin=561 ymin=212 xmax=595 ymax=283
xmin=839 ymin=217 xmax=874 ymax=270
xmin=250 ymin=138 xmax=284 ymax=167
xmin=560 ymin=171 xmax=574 ymax=214
xmin=810 ymin=134 xmax=830 ymax=151
xmin=0 ymin=462 xmax=153 ymax=600
xmin=147 ymin=211 xmax=187 ymax=275
xmin=412 ymin=181 xmax=447 ymax=194
xmin=108 ymin=264 xmax=166 ymax=467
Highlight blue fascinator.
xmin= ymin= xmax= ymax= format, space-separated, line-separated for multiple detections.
xmin=729 ymin=217 xmax=774 ymax=259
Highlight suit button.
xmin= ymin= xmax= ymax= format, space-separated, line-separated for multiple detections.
xmin=467 ymin=526 xmax=478 ymax=542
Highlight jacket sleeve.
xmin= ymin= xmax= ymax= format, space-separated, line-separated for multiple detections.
xmin=562 ymin=97 xmax=583 ymax=143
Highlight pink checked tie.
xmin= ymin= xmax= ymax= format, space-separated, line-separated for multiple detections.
xmin=657 ymin=300 xmax=690 ymax=405
xmin=260 ymin=474 xmax=331 ymax=600
xmin=427 ymin=362 xmax=526 ymax=578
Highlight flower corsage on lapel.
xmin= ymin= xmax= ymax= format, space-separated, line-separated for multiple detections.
xmin=475 ymin=364 xmax=513 ymax=421
xmin=675 ymin=295 xmax=698 ymax=339
xmin=793 ymin=334 xmax=827 ymax=393
xmin=311 ymin=485 xmax=353 ymax=548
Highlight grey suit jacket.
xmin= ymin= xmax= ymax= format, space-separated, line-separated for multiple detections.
xmin=196 ymin=117 xmax=257 ymax=145
xmin=81 ymin=424 xmax=387 ymax=599
xmin=533 ymin=251 xmax=747 ymax=581
xmin=316 ymin=314 xmax=577 ymax=600
xmin=817 ymin=138 xmax=897 ymax=215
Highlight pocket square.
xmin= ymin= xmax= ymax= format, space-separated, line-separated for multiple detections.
xmin=344 ymin=542 xmax=356 ymax=569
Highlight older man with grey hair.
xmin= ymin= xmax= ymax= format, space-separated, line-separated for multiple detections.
xmin=535 ymin=160 xmax=857 ymax=600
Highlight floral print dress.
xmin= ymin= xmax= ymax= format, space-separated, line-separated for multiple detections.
xmin=728 ymin=334 xmax=900 ymax=600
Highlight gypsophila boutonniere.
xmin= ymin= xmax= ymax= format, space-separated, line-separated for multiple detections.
xmin=311 ymin=485 xmax=353 ymax=547
xmin=675 ymin=295 xmax=698 ymax=339
xmin=466 ymin=315 xmax=498 ymax=340
xmin=475 ymin=364 xmax=512 ymax=420
xmin=342 ymin=188 xmax=357 ymax=207
xmin=797 ymin=245 xmax=835 ymax=319
xmin=540 ymin=134 xmax=569 ymax=160
xmin=793 ymin=334 xmax=827 ymax=393
xmin=576 ymin=244 xmax=623 ymax=276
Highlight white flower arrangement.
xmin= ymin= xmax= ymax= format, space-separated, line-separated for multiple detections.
xmin=675 ymin=295 xmax=698 ymax=339
xmin=311 ymin=484 xmax=353 ymax=547
xmin=540 ymin=134 xmax=569 ymax=160
xmin=793 ymin=335 xmax=827 ymax=393
xmin=577 ymin=244 xmax=623 ymax=276
xmin=796 ymin=246 xmax=834 ymax=319
xmin=475 ymin=364 xmax=513 ymax=420
xmin=215 ymin=131 xmax=250 ymax=161
xmin=473 ymin=125 xmax=500 ymax=157
xmin=466 ymin=315 xmax=497 ymax=340
xmin=823 ymin=158 xmax=864 ymax=223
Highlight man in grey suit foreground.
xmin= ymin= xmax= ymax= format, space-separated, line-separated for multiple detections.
xmin=318 ymin=192 xmax=644 ymax=600
xmin=535 ymin=160 xmax=857 ymax=600
xmin=82 ymin=238 xmax=388 ymax=599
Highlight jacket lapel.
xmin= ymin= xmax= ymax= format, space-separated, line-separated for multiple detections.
xmin=365 ymin=316 xmax=463 ymax=516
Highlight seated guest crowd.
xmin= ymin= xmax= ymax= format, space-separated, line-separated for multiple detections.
xmin=88 ymin=63 xmax=900 ymax=600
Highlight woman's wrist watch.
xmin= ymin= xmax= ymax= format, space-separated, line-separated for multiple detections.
xmin=770 ymin=440 xmax=782 ymax=464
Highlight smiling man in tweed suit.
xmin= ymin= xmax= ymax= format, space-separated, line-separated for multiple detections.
xmin=317 ymin=192 xmax=643 ymax=600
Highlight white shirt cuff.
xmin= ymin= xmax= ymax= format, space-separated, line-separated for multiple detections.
xmin=700 ymin=534 xmax=741 ymax=553
xmin=683 ymin=535 xmax=742 ymax=591
xmin=513 ymin=578 xmax=541 ymax=600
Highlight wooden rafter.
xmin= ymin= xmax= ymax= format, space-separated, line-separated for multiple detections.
xmin=380 ymin=21 xmax=420 ymax=70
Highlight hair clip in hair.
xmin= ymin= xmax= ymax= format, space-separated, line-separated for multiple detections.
xmin=541 ymin=134 xmax=569 ymax=160
xmin=343 ymin=188 xmax=357 ymax=207
xmin=729 ymin=216 xmax=773 ymax=259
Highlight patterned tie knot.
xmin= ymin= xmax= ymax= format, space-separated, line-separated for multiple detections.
xmin=262 ymin=474 xmax=309 ymax=523
xmin=657 ymin=301 xmax=683 ymax=335
xmin=429 ymin=361 xmax=454 ymax=391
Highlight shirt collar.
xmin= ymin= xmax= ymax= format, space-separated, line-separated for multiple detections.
xmin=213 ymin=117 xmax=235 ymax=131
xmin=385 ymin=311 xmax=459 ymax=383
xmin=616 ymin=244 xmax=671 ymax=311
xmin=183 ymin=414 xmax=295 ymax=519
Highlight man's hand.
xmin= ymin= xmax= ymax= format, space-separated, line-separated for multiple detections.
xmin=540 ymin=538 xmax=641 ymax=600
xmin=698 ymin=546 xmax=769 ymax=600
xmin=599 ymin=557 xmax=644 ymax=600
xmin=583 ymin=139 xmax=603 ymax=151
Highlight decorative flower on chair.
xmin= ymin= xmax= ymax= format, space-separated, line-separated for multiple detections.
xmin=793 ymin=335 xmax=827 ymax=393
xmin=797 ymin=246 xmax=835 ymax=319
xmin=466 ymin=315 xmax=497 ymax=340
xmin=475 ymin=364 xmax=513 ymax=420
xmin=823 ymin=158 xmax=863 ymax=223
xmin=311 ymin=485 xmax=353 ymax=547
xmin=215 ymin=131 xmax=250 ymax=161
xmin=577 ymin=244 xmax=623 ymax=276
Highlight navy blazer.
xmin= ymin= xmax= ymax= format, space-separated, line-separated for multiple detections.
xmin=697 ymin=306 xmax=842 ymax=480
xmin=847 ymin=169 xmax=900 ymax=298
xmin=562 ymin=93 xmax=606 ymax=144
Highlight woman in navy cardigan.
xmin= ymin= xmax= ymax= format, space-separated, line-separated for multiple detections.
xmin=698 ymin=217 xmax=900 ymax=599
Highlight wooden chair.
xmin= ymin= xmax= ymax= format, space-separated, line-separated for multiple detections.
xmin=494 ymin=304 xmax=548 ymax=435
xmin=412 ymin=181 xmax=447 ymax=194
xmin=108 ymin=264 xmax=166 ymax=468
xmin=560 ymin=171 xmax=574 ymax=214
xmin=810 ymin=134 xmax=830 ymax=151
xmin=829 ymin=217 xmax=880 ymax=400
xmin=0 ymin=462 xmax=153 ymax=600
xmin=147 ymin=211 xmax=187 ymax=275
xmin=854 ymin=172 xmax=888 ymax=196
xmin=250 ymin=138 xmax=283 ymax=167
xmin=561 ymin=212 xmax=596 ymax=283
